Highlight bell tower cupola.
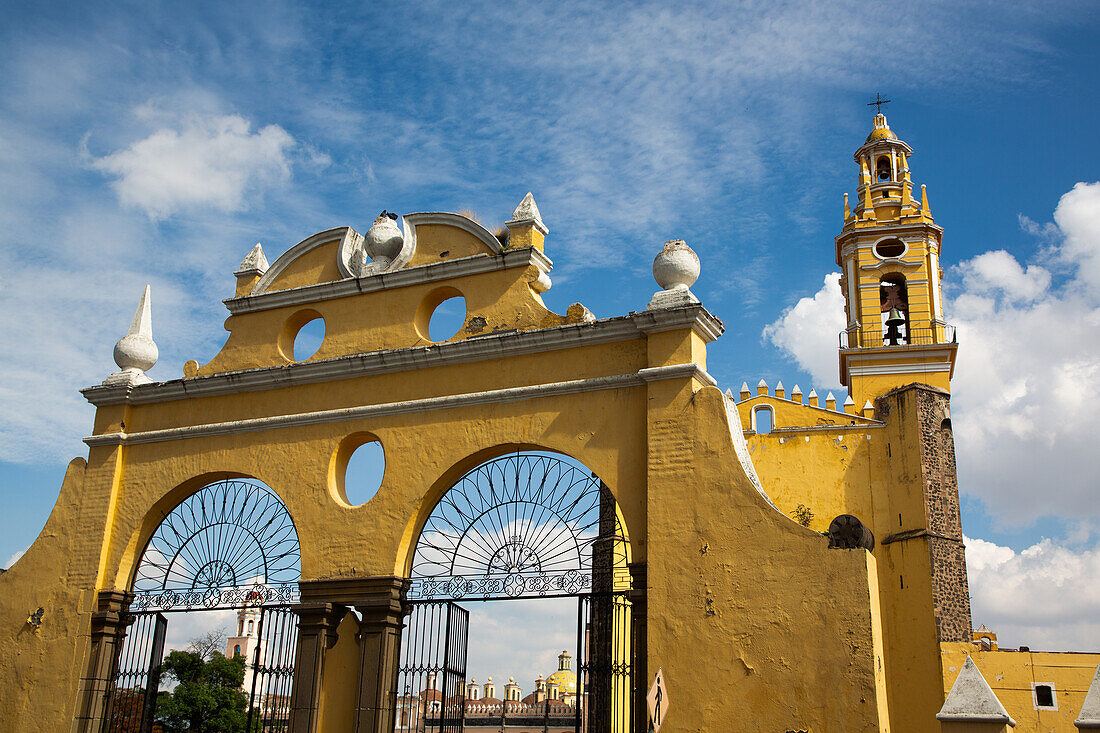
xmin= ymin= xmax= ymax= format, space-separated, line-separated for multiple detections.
xmin=836 ymin=112 xmax=957 ymax=406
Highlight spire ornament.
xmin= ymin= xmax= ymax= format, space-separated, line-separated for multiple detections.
xmin=235 ymin=243 xmax=269 ymax=277
xmin=505 ymin=192 xmax=549 ymax=251
xmin=104 ymin=285 xmax=158 ymax=386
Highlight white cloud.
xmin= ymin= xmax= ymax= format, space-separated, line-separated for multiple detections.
xmin=966 ymin=535 xmax=1100 ymax=650
xmin=760 ymin=272 xmax=846 ymax=390
xmin=956 ymin=249 xmax=1051 ymax=304
xmin=949 ymin=182 xmax=1100 ymax=520
xmin=1052 ymin=181 xmax=1100 ymax=292
xmin=91 ymin=112 xmax=295 ymax=220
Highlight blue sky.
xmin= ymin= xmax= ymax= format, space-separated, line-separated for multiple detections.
xmin=1 ymin=0 xmax=1098 ymax=652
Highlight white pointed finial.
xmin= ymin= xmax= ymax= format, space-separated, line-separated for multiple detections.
xmin=236 ymin=243 xmax=269 ymax=276
xmin=506 ymin=192 xmax=549 ymax=234
xmin=937 ymin=656 xmax=1015 ymax=726
xmin=104 ymin=285 xmax=158 ymax=386
xmin=725 ymin=388 xmax=734 ymax=400
xmin=775 ymin=380 xmax=784 ymax=391
xmin=844 ymin=394 xmax=855 ymax=406
xmin=791 ymin=384 xmax=802 ymax=395
xmin=808 ymin=388 xmax=818 ymax=398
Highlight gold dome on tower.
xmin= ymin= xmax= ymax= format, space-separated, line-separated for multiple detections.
xmin=546 ymin=650 xmax=577 ymax=694
xmin=866 ymin=113 xmax=898 ymax=142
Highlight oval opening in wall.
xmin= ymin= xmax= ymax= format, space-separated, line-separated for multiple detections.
xmin=293 ymin=316 xmax=326 ymax=361
xmin=428 ymin=295 xmax=466 ymax=342
xmin=344 ymin=440 xmax=385 ymax=506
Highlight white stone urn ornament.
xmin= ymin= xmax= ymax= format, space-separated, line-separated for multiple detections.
xmin=364 ymin=211 xmax=404 ymax=269
xmin=648 ymin=239 xmax=700 ymax=309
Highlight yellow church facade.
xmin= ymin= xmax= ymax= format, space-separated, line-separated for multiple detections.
xmin=0 ymin=114 xmax=1096 ymax=732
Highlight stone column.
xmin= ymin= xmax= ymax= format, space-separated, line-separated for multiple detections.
xmin=353 ymin=577 xmax=409 ymax=733
xmin=287 ymin=600 xmax=347 ymax=733
xmin=72 ymin=590 xmax=134 ymax=733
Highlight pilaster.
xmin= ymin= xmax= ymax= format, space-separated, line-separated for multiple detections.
xmin=72 ymin=590 xmax=133 ymax=733
xmin=288 ymin=600 xmax=347 ymax=733
xmin=352 ymin=577 xmax=409 ymax=733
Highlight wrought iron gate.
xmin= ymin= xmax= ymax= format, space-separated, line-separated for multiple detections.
xmin=104 ymin=605 xmax=298 ymax=733
xmin=246 ymin=605 xmax=299 ymax=732
xmin=396 ymin=600 xmax=470 ymax=733
xmin=103 ymin=611 xmax=167 ymax=733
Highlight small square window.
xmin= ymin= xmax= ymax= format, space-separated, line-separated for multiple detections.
xmin=1033 ymin=683 xmax=1056 ymax=710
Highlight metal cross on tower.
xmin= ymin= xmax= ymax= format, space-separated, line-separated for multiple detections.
xmin=867 ymin=93 xmax=891 ymax=114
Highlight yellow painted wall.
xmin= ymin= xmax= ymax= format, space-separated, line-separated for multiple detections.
xmin=735 ymin=386 xmax=964 ymax=732
xmin=941 ymin=644 xmax=1100 ymax=732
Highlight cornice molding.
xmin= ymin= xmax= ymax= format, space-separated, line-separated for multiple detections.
xmin=82 ymin=304 xmax=723 ymax=408
xmin=83 ymin=363 xmax=716 ymax=447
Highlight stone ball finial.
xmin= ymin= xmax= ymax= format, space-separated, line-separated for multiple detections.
xmin=652 ymin=239 xmax=700 ymax=291
xmin=364 ymin=210 xmax=404 ymax=267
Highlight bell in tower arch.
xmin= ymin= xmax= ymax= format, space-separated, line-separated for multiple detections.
xmin=876 ymin=156 xmax=892 ymax=182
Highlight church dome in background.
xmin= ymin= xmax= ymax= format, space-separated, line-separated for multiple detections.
xmin=546 ymin=650 xmax=577 ymax=694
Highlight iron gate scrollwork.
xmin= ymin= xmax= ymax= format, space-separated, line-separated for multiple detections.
xmin=131 ymin=478 xmax=301 ymax=611
xmin=409 ymin=453 xmax=631 ymax=601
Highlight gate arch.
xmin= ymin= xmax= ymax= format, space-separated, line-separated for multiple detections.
xmin=408 ymin=451 xmax=631 ymax=600
xmin=130 ymin=477 xmax=301 ymax=610
xmin=107 ymin=477 xmax=302 ymax=732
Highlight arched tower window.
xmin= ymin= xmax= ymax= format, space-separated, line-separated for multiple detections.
xmin=879 ymin=274 xmax=909 ymax=345
xmin=247 ymin=619 xmax=254 ymax=634
xmin=234 ymin=644 xmax=241 ymax=656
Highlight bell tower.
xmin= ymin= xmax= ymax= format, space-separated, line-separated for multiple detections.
xmin=836 ymin=112 xmax=957 ymax=405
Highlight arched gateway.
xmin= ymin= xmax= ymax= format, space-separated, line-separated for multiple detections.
xmin=399 ymin=452 xmax=637 ymax=732
xmin=108 ymin=478 xmax=302 ymax=732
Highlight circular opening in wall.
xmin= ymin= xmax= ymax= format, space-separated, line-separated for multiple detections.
xmin=430 ymin=299 xmax=468 ymax=344
xmin=343 ymin=440 xmax=385 ymax=506
xmin=429 ymin=296 xmax=466 ymax=342
xmin=293 ymin=316 xmax=326 ymax=361
xmin=874 ymin=238 xmax=906 ymax=259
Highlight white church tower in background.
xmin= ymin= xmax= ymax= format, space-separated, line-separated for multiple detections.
xmin=226 ymin=607 xmax=261 ymax=693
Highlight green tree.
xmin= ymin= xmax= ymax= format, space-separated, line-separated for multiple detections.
xmin=155 ymin=650 xmax=255 ymax=733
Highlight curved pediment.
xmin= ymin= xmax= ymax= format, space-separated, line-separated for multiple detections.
xmin=248 ymin=213 xmax=504 ymax=297
xmin=173 ymin=204 xmax=581 ymax=377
